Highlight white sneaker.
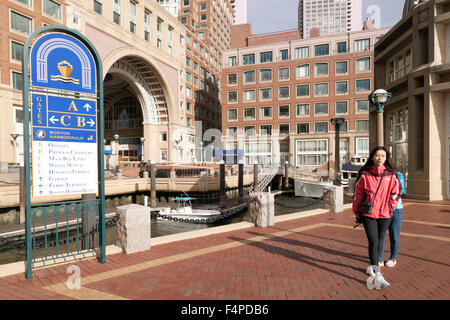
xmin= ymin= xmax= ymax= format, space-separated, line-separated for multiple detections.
xmin=385 ymin=259 xmax=397 ymax=268
xmin=366 ymin=265 xmax=377 ymax=277
xmin=375 ymin=274 xmax=390 ymax=289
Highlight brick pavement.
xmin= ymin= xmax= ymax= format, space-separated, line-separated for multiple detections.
xmin=0 ymin=199 xmax=449 ymax=300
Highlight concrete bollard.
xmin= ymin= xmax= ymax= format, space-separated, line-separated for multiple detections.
xmin=323 ymin=185 xmax=344 ymax=213
xmin=249 ymin=192 xmax=274 ymax=227
xmin=143 ymin=171 xmax=149 ymax=179
xmin=116 ymin=204 xmax=151 ymax=254
xmin=348 ymin=178 xmax=357 ymax=194
xmin=116 ymin=169 xmax=122 ymax=180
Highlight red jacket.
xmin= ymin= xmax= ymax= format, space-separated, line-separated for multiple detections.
xmin=352 ymin=165 xmax=401 ymax=219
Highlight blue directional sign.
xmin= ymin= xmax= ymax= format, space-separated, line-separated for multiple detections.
xmin=30 ymin=33 xmax=96 ymax=94
xmin=31 ymin=93 xmax=97 ymax=143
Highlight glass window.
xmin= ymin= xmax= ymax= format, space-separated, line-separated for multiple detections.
xmin=259 ymin=106 xmax=272 ymax=118
xmin=244 ymin=126 xmax=256 ymax=136
xmin=16 ymin=0 xmax=32 ymax=5
xmin=227 ymin=73 xmax=237 ymax=85
xmin=296 ymin=123 xmax=309 ymax=134
xmin=278 ymin=86 xmax=289 ymax=99
xmin=243 ymin=70 xmax=255 ymax=83
xmin=296 ymin=139 xmax=328 ymax=166
xmin=314 ymin=122 xmax=328 ymax=133
xmin=354 ymin=38 xmax=370 ymax=52
xmin=260 ymin=69 xmax=272 ymax=82
xmin=278 ymin=68 xmax=289 ymax=80
xmin=280 ymin=49 xmax=289 ymax=61
xmin=260 ymin=125 xmax=272 ymax=135
xmin=314 ymin=83 xmax=328 ymax=96
xmin=242 ymin=54 xmax=255 ymax=65
xmin=260 ymin=51 xmax=273 ymax=63
xmin=296 ymin=84 xmax=309 ymax=97
xmin=243 ymin=89 xmax=255 ymax=102
xmin=94 ymin=0 xmax=103 ymax=15
xmin=129 ymin=1 xmax=137 ymax=34
xmin=356 ymin=100 xmax=370 ymax=112
xmin=314 ymin=44 xmax=329 ymax=56
xmin=278 ymin=105 xmax=290 ymax=117
xmin=314 ymin=102 xmax=328 ymax=115
xmin=11 ymin=11 xmax=32 ymax=35
xmin=356 ymin=137 xmax=369 ymax=156
xmin=296 ymin=64 xmax=309 ymax=78
xmin=295 ymin=46 xmax=309 ymax=59
xmin=11 ymin=41 xmax=24 ymax=62
xmin=336 ymin=81 xmax=348 ymax=94
xmin=44 ymin=0 xmax=62 ymax=20
xmin=259 ymin=88 xmax=272 ymax=100
xmin=113 ymin=0 xmax=121 ymax=25
xmin=314 ymin=63 xmax=328 ymax=76
xmin=337 ymin=41 xmax=347 ymax=53
xmin=12 ymin=71 xmax=23 ymax=90
xmin=356 ymin=79 xmax=371 ymax=92
xmin=356 ymin=120 xmax=369 ymax=131
xmin=228 ymin=56 xmax=236 ymax=67
xmin=244 ymin=107 xmax=256 ymax=119
xmin=227 ymin=109 xmax=238 ymax=120
xmin=227 ymin=127 xmax=237 ymax=137
xmin=279 ymin=124 xmax=290 ymax=135
xmin=296 ymin=104 xmax=309 ymax=116
xmin=356 ymin=57 xmax=370 ymax=72
xmin=336 ymin=101 xmax=348 ymax=114
xmin=227 ymin=91 xmax=237 ymax=103
xmin=335 ymin=61 xmax=348 ymax=74
xmin=144 ymin=10 xmax=150 ymax=41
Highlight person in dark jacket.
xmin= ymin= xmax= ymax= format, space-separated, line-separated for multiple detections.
xmin=353 ymin=146 xmax=401 ymax=289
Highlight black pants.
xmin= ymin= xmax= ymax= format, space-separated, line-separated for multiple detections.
xmin=361 ymin=216 xmax=392 ymax=266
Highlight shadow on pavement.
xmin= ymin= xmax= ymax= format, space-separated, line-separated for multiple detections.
xmin=228 ymin=234 xmax=367 ymax=286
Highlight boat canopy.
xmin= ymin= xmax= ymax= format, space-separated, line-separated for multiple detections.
xmin=173 ymin=197 xmax=195 ymax=201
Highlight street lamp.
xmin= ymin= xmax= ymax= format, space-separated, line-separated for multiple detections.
xmin=330 ymin=117 xmax=345 ymax=186
xmin=113 ymin=134 xmax=120 ymax=173
xmin=369 ymin=89 xmax=392 ymax=146
xmin=140 ymin=137 xmax=145 ymax=161
xmin=11 ymin=133 xmax=19 ymax=164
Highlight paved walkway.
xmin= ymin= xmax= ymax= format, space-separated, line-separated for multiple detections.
xmin=0 ymin=199 xmax=449 ymax=300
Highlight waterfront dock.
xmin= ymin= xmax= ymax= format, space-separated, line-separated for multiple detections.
xmin=0 ymin=199 xmax=449 ymax=300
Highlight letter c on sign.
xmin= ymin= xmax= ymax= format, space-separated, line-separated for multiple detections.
xmin=61 ymin=115 xmax=71 ymax=126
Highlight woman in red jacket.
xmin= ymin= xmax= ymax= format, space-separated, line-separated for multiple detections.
xmin=353 ymin=146 xmax=401 ymax=289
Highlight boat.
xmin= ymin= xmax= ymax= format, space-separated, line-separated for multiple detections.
xmin=157 ymin=196 xmax=221 ymax=222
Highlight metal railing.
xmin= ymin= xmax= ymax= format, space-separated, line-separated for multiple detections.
xmin=29 ymin=199 xmax=100 ymax=264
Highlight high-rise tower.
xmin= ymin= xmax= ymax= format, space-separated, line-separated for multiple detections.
xmin=298 ymin=0 xmax=362 ymax=38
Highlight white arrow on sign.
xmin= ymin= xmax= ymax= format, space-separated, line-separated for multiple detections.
xmin=87 ymin=119 xmax=95 ymax=127
xmin=83 ymin=103 xmax=92 ymax=112
xmin=49 ymin=115 xmax=59 ymax=124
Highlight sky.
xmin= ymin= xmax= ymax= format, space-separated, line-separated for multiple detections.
xmin=247 ymin=0 xmax=405 ymax=35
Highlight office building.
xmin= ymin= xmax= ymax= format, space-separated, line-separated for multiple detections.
xmin=0 ymin=0 xmax=189 ymax=168
xmin=298 ymin=0 xmax=362 ymax=38
xmin=222 ymin=24 xmax=389 ymax=167
xmin=372 ymin=0 xmax=449 ymax=200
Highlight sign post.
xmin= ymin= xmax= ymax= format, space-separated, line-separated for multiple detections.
xmin=23 ymin=26 xmax=105 ymax=279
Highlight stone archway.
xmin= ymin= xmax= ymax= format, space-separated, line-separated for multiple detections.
xmin=103 ymin=56 xmax=172 ymax=162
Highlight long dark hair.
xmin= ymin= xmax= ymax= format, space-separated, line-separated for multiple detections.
xmin=357 ymin=146 xmax=396 ymax=179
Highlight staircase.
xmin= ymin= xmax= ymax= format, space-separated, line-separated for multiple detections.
xmin=249 ymin=165 xmax=279 ymax=193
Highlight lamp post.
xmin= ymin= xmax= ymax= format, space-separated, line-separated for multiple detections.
xmin=140 ymin=137 xmax=145 ymax=161
xmin=114 ymin=134 xmax=120 ymax=174
xmin=330 ymin=117 xmax=345 ymax=186
xmin=369 ymin=89 xmax=392 ymax=146
xmin=11 ymin=133 xmax=19 ymax=164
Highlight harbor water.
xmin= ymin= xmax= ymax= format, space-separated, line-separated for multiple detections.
xmin=0 ymin=194 xmax=323 ymax=265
